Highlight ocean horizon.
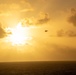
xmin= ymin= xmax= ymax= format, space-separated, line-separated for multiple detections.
xmin=0 ymin=61 xmax=76 ymax=75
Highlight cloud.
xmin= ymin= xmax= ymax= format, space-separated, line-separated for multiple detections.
xmin=68 ymin=8 xmax=76 ymax=26
xmin=71 ymin=8 xmax=76 ymax=14
xmin=33 ymin=37 xmax=76 ymax=60
xmin=0 ymin=0 xmax=33 ymax=16
xmin=51 ymin=44 xmax=76 ymax=60
xmin=0 ymin=12 xmax=12 ymax=17
xmin=20 ymin=13 xmax=50 ymax=26
xmin=0 ymin=24 xmax=6 ymax=38
xmin=20 ymin=18 xmax=35 ymax=27
xmin=36 ymin=13 xmax=50 ymax=25
xmin=57 ymin=29 xmax=64 ymax=37
xmin=57 ymin=29 xmax=76 ymax=37
xmin=20 ymin=8 xmax=34 ymax=13
xmin=65 ymin=30 xmax=76 ymax=37
xmin=42 ymin=43 xmax=76 ymax=60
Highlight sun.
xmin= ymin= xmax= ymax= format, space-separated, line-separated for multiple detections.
xmin=6 ymin=22 xmax=32 ymax=46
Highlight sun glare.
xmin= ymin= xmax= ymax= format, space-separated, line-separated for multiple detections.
xmin=6 ymin=22 xmax=32 ymax=46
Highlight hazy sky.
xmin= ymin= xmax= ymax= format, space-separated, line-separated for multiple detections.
xmin=0 ymin=0 xmax=76 ymax=62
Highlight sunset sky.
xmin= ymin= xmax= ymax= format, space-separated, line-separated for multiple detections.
xmin=0 ymin=0 xmax=76 ymax=62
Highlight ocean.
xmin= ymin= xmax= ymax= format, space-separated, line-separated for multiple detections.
xmin=0 ymin=61 xmax=76 ymax=75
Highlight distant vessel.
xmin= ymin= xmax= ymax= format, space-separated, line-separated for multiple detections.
xmin=45 ymin=30 xmax=48 ymax=32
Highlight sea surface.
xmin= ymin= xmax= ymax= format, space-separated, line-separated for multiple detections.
xmin=0 ymin=61 xmax=76 ymax=75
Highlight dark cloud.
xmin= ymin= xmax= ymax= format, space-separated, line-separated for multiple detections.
xmin=71 ymin=8 xmax=76 ymax=14
xmin=43 ymin=43 xmax=76 ymax=60
xmin=0 ymin=24 xmax=6 ymax=38
xmin=36 ymin=13 xmax=50 ymax=25
xmin=35 ymin=39 xmax=76 ymax=60
xmin=57 ymin=29 xmax=64 ymax=37
xmin=65 ymin=30 xmax=76 ymax=37
xmin=68 ymin=8 xmax=76 ymax=26
xmin=57 ymin=29 xmax=76 ymax=37
xmin=35 ymin=37 xmax=76 ymax=60
xmin=51 ymin=44 xmax=76 ymax=60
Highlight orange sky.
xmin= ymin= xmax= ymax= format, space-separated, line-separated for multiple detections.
xmin=0 ymin=0 xmax=76 ymax=62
